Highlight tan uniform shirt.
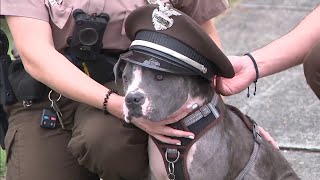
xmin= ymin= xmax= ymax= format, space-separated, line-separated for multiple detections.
xmin=0 ymin=0 xmax=228 ymax=52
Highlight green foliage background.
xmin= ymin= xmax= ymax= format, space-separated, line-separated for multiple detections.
xmin=1 ymin=19 xmax=13 ymax=57
xmin=0 ymin=150 xmax=5 ymax=177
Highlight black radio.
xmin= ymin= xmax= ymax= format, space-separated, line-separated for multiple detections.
xmin=67 ymin=9 xmax=110 ymax=61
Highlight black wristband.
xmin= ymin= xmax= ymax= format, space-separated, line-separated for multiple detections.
xmin=102 ymin=89 xmax=118 ymax=115
xmin=244 ymin=53 xmax=259 ymax=97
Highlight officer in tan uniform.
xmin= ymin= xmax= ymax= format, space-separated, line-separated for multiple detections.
xmin=0 ymin=0 xmax=229 ymax=179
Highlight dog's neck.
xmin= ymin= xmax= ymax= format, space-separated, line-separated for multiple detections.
xmin=172 ymin=77 xmax=223 ymax=132
xmin=185 ymin=76 xmax=216 ymax=106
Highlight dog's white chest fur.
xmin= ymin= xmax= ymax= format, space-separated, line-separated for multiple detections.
xmin=148 ymin=138 xmax=197 ymax=180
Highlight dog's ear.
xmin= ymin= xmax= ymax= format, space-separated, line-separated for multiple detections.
xmin=113 ymin=58 xmax=126 ymax=85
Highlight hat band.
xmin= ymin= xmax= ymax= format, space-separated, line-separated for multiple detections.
xmin=130 ymin=40 xmax=208 ymax=74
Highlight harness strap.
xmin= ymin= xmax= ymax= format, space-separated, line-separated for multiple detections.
xmin=227 ymin=105 xmax=263 ymax=143
xmin=235 ymin=141 xmax=260 ymax=180
xmin=152 ymin=93 xmax=223 ymax=180
xmin=227 ymin=105 xmax=263 ymax=180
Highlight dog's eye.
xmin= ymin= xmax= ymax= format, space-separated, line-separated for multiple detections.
xmin=155 ymin=75 xmax=164 ymax=81
xmin=123 ymin=75 xmax=128 ymax=83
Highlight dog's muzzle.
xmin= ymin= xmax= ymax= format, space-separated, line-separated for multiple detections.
xmin=124 ymin=91 xmax=145 ymax=123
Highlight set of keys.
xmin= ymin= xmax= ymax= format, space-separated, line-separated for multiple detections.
xmin=40 ymin=90 xmax=65 ymax=129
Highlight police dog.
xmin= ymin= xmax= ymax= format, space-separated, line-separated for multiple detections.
xmin=119 ymin=62 xmax=299 ymax=180
xmin=117 ymin=3 xmax=299 ymax=180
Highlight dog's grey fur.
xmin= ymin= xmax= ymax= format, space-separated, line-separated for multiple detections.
xmin=122 ymin=63 xmax=299 ymax=180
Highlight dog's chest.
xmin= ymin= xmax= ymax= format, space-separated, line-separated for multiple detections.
xmin=148 ymin=137 xmax=197 ymax=180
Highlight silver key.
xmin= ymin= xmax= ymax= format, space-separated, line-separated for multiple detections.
xmin=48 ymin=90 xmax=65 ymax=129
xmin=51 ymin=100 xmax=65 ymax=129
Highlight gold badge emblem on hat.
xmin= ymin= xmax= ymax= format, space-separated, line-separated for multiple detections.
xmin=48 ymin=0 xmax=62 ymax=6
xmin=147 ymin=0 xmax=157 ymax=4
xmin=143 ymin=58 xmax=161 ymax=67
xmin=151 ymin=0 xmax=181 ymax=31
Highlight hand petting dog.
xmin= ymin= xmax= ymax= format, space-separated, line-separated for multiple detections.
xmin=130 ymin=101 xmax=197 ymax=145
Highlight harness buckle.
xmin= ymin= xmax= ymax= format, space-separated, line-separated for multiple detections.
xmin=165 ymin=149 xmax=180 ymax=180
xmin=165 ymin=149 xmax=180 ymax=163
xmin=253 ymin=123 xmax=263 ymax=144
xmin=245 ymin=115 xmax=263 ymax=144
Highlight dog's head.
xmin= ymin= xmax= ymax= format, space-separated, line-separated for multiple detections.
xmin=121 ymin=62 xmax=214 ymax=122
xmin=117 ymin=4 xmax=234 ymax=122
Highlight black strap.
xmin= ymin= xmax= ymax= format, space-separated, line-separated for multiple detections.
xmin=244 ymin=53 xmax=259 ymax=97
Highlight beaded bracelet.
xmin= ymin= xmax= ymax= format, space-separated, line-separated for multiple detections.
xmin=244 ymin=53 xmax=259 ymax=97
xmin=102 ymin=89 xmax=118 ymax=115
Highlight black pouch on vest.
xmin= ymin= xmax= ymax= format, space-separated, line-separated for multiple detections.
xmin=0 ymin=54 xmax=17 ymax=105
xmin=0 ymin=29 xmax=17 ymax=105
xmin=8 ymin=59 xmax=49 ymax=102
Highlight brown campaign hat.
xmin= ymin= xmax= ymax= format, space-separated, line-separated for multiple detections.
xmin=119 ymin=3 xmax=235 ymax=80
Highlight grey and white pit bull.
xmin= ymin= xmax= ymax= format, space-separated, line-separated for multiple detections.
xmin=119 ymin=63 xmax=299 ymax=180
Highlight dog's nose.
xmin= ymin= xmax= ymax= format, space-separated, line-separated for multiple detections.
xmin=125 ymin=92 xmax=145 ymax=107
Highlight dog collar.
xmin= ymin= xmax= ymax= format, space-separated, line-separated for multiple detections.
xmin=181 ymin=93 xmax=220 ymax=127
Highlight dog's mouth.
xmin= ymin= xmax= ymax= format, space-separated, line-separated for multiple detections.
xmin=124 ymin=114 xmax=167 ymax=123
xmin=123 ymin=106 xmax=143 ymax=123
xmin=123 ymin=104 xmax=168 ymax=123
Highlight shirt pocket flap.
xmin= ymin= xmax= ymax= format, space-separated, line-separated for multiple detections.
xmin=45 ymin=0 xmax=73 ymax=29
xmin=121 ymin=11 xmax=131 ymax=36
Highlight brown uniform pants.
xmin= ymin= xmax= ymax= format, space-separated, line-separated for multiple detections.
xmin=303 ymin=41 xmax=320 ymax=99
xmin=4 ymin=82 xmax=149 ymax=180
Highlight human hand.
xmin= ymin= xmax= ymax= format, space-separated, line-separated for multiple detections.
xmin=130 ymin=103 xmax=196 ymax=145
xmin=215 ymin=55 xmax=257 ymax=96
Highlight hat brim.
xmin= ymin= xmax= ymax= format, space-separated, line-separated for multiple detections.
xmin=119 ymin=50 xmax=201 ymax=76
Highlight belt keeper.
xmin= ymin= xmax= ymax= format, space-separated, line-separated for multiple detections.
xmin=103 ymin=89 xmax=118 ymax=115
xmin=244 ymin=53 xmax=259 ymax=97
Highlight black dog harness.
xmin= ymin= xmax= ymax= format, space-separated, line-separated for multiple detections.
xmin=152 ymin=93 xmax=263 ymax=180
